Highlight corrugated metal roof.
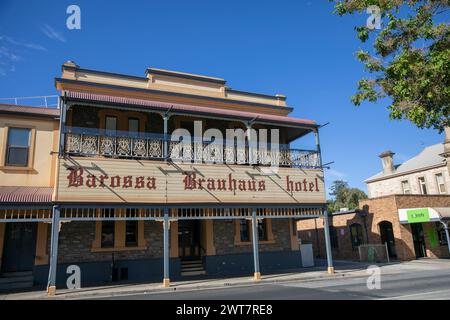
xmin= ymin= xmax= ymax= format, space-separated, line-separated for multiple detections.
xmin=0 ymin=186 xmax=53 ymax=203
xmin=366 ymin=143 xmax=447 ymax=182
xmin=0 ymin=103 xmax=60 ymax=118
xmin=65 ymin=91 xmax=317 ymax=127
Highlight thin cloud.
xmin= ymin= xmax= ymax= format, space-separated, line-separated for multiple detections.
xmin=326 ymin=168 xmax=347 ymax=180
xmin=40 ymin=24 xmax=66 ymax=42
xmin=0 ymin=36 xmax=47 ymax=76
xmin=0 ymin=36 xmax=47 ymax=51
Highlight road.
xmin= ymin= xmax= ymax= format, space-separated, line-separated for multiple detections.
xmin=99 ymin=265 xmax=450 ymax=300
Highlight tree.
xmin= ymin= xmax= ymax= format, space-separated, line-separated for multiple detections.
xmin=330 ymin=0 xmax=449 ymax=132
xmin=328 ymin=180 xmax=368 ymax=212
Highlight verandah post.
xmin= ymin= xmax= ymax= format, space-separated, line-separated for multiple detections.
xmin=163 ymin=207 xmax=170 ymax=287
xmin=251 ymin=208 xmax=261 ymax=281
xmin=323 ymin=210 xmax=334 ymax=274
xmin=47 ymin=205 xmax=61 ymax=296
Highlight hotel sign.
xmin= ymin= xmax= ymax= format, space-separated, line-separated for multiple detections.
xmin=56 ymin=157 xmax=326 ymax=204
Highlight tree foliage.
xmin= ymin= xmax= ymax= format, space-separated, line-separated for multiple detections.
xmin=327 ymin=180 xmax=368 ymax=212
xmin=330 ymin=0 xmax=449 ymax=132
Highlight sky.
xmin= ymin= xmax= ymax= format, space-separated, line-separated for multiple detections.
xmin=0 ymin=0 xmax=445 ymax=196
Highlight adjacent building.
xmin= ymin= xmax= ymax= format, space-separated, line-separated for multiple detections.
xmin=297 ymin=135 xmax=450 ymax=262
xmin=0 ymin=62 xmax=334 ymax=295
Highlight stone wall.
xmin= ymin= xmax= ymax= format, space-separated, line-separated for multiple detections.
xmin=367 ymin=165 xmax=449 ymax=198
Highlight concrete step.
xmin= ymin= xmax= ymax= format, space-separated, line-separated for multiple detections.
xmin=182 ymin=266 xmax=204 ymax=272
xmin=181 ymin=260 xmax=202 ymax=265
xmin=181 ymin=270 xmax=206 ymax=276
xmin=0 ymin=275 xmax=33 ymax=284
xmin=0 ymin=281 xmax=34 ymax=291
xmin=1 ymin=271 xmax=33 ymax=278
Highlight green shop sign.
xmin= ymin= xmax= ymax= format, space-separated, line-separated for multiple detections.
xmin=407 ymin=208 xmax=430 ymax=223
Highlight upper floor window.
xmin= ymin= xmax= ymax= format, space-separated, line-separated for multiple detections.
xmin=435 ymin=173 xmax=446 ymax=194
xmin=349 ymin=223 xmax=364 ymax=250
xmin=418 ymin=177 xmax=428 ymax=195
xmin=5 ymin=127 xmax=31 ymax=167
xmin=105 ymin=115 xmax=117 ymax=133
xmin=128 ymin=118 xmax=139 ymax=133
xmin=401 ymin=180 xmax=411 ymax=194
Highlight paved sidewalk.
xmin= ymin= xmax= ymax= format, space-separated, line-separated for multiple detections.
xmin=1 ymin=259 xmax=448 ymax=300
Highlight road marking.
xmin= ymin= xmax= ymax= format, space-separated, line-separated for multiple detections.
xmin=378 ymin=288 xmax=450 ymax=300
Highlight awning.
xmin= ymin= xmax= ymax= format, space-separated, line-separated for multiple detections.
xmin=0 ymin=186 xmax=53 ymax=204
xmin=63 ymin=91 xmax=317 ymax=129
xmin=398 ymin=207 xmax=450 ymax=224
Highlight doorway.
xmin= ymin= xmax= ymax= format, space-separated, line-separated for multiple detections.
xmin=379 ymin=221 xmax=397 ymax=258
xmin=178 ymin=220 xmax=201 ymax=260
xmin=411 ymin=223 xmax=426 ymax=258
xmin=1 ymin=223 xmax=37 ymax=273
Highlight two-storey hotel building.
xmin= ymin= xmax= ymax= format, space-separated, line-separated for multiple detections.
xmin=0 ymin=61 xmax=334 ymax=295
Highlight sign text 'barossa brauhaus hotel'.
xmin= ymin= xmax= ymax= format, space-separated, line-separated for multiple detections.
xmin=0 ymin=62 xmax=334 ymax=295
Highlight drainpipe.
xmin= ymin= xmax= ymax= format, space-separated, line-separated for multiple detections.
xmin=442 ymin=221 xmax=450 ymax=255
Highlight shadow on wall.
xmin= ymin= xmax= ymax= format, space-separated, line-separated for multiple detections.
xmin=296 ymin=205 xmax=449 ymax=262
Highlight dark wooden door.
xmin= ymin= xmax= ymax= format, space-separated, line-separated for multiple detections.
xmin=411 ymin=223 xmax=426 ymax=258
xmin=379 ymin=221 xmax=397 ymax=258
xmin=178 ymin=220 xmax=200 ymax=260
xmin=1 ymin=223 xmax=37 ymax=272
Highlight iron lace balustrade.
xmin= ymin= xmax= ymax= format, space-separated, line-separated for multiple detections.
xmin=64 ymin=126 xmax=165 ymax=160
xmin=64 ymin=127 xmax=321 ymax=168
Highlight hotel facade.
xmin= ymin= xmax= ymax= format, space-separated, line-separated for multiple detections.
xmin=0 ymin=62 xmax=333 ymax=295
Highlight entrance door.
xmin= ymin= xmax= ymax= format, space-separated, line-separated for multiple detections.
xmin=1 ymin=223 xmax=37 ymax=273
xmin=411 ymin=223 xmax=426 ymax=258
xmin=379 ymin=221 xmax=397 ymax=258
xmin=178 ymin=220 xmax=200 ymax=260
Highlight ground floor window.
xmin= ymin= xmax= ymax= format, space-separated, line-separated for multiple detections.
xmin=258 ymin=219 xmax=268 ymax=241
xmin=239 ymin=219 xmax=251 ymax=242
xmin=101 ymin=221 xmax=115 ymax=248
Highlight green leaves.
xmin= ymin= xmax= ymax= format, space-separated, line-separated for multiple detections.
xmin=331 ymin=0 xmax=450 ymax=131
xmin=328 ymin=180 xmax=368 ymax=212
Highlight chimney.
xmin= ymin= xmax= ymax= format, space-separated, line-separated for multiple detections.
xmin=379 ymin=150 xmax=395 ymax=174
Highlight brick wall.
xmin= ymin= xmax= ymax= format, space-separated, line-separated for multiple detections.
xmin=297 ymin=195 xmax=450 ymax=261
xmin=55 ymin=221 xmax=164 ymax=264
xmin=213 ymin=219 xmax=292 ymax=256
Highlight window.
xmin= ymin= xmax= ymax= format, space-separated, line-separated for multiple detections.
xmin=418 ymin=177 xmax=428 ymax=195
xmin=435 ymin=173 xmax=446 ymax=194
xmin=128 ymin=118 xmax=139 ymax=133
xmin=5 ymin=127 xmax=31 ymax=167
xmin=401 ymin=180 xmax=411 ymax=194
xmin=239 ymin=219 xmax=251 ymax=242
xmin=125 ymin=208 xmax=138 ymax=247
xmin=291 ymin=218 xmax=297 ymax=237
xmin=101 ymin=221 xmax=115 ymax=248
xmin=349 ymin=223 xmax=364 ymax=250
xmin=105 ymin=116 xmax=117 ymax=133
xmin=258 ymin=219 xmax=268 ymax=241
xmin=436 ymin=222 xmax=448 ymax=246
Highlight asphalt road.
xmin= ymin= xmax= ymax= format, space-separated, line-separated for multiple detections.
xmin=99 ymin=267 xmax=450 ymax=300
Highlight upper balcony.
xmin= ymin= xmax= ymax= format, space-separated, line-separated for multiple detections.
xmin=60 ymin=92 xmax=322 ymax=170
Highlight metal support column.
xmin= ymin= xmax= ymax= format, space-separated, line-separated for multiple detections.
xmin=163 ymin=207 xmax=170 ymax=287
xmin=251 ymin=208 xmax=261 ymax=280
xmin=323 ymin=211 xmax=334 ymax=274
xmin=47 ymin=205 xmax=60 ymax=296
xmin=163 ymin=115 xmax=169 ymax=161
xmin=442 ymin=222 xmax=450 ymax=255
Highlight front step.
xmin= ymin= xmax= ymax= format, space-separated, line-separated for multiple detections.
xmin=181 ymin=260 xmax=206 ymax=276
xmin=0 ymin=271 xmax=34 ymax=291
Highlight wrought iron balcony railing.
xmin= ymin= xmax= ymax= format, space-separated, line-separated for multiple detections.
xmin=63 ymin=126 xmax=321 ymax=169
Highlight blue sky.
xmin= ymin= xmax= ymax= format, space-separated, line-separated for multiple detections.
xmin=0 ymin=0 xmax=445 ymax=196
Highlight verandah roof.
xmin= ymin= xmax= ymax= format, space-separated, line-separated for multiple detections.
xmin=63 ymin=91 xmax=318 ymax=129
